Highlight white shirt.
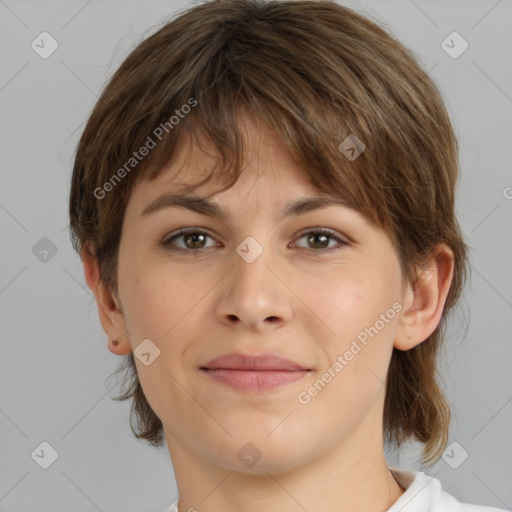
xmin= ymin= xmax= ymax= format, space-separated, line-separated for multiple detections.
xmin=163 ymin=468 xmax=508 ymax=512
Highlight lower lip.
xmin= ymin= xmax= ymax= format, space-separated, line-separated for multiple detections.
xmin=202 ymin=369 xmax=310 ymax=392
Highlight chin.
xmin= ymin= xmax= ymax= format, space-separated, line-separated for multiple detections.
xmin=207 ymin=433 xmax=315 ymax=475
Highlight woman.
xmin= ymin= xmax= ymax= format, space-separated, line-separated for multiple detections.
xmin=69 ymin=0 xmax=507 ymax=510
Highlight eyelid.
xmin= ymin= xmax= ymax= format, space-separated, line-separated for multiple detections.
xmin=162 ymin=227 xmax=216 ymax=245
xmin=294 ymin=226 xmax=349 ymax=245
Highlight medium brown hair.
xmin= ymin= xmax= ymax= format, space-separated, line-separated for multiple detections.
xmin=69 ymin=0 xmax=470 ymax=465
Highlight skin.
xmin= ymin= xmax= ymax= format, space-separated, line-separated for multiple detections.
xmin=82 ymin=113 xmax=454 ymax=512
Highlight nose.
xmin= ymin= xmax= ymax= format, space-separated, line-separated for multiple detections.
xmin=214 ymin=241 xmax=294 ymax=332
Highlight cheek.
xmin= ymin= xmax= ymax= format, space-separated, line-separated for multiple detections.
xmin=304 ymin=269 xmax=382 ymax=341
xmin=295 ymin=279 xmax=398 ymax=425
xmin=119 ymin=262 xmax=201 ymax=412
xmin=306 ymin=268 xmax=398 ymax=378
xmin=121 ymin=259 xmax=219 ymax=348
xmin=119 ymin=258 xmax=177 ymax=341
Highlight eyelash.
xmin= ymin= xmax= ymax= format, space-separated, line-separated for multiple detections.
xmin=162 ymin=228 xmax=348 ymax=255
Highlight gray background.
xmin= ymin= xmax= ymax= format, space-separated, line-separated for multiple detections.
xmin=0 ymin=0 xmax=511 ymax=510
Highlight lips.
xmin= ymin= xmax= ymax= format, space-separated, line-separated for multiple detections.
xmin=200 ymin=352 xmax=311 ymax=392
xmin=201 ymin=352 xmax=308 ymax=371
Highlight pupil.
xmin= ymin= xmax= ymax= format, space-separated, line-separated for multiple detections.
xmin=310 ymin=233 xmax=327 ymax=248
xmin=188 ymin=233 xmax=204 ymax=248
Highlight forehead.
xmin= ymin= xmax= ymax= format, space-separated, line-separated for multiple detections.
xmin=131 ymin=115 xmax=321 ymax=203
xmin=124 ymin=110 xmax=383 ymax=237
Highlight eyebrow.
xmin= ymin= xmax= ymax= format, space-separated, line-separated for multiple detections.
xmin=140 ymin=193 xmax=356 ymax=220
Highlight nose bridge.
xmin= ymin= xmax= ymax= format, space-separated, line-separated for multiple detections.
xmin=215 ymin=231 xmax=292 ymax=329
xmin=233 ymin=232 xmax=276 ymax=299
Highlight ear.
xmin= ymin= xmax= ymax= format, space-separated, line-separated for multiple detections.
xmin=81 ymin=243 xmax=132 ymax=355
xmin=394 ymin=243 xmax=455 ymax=351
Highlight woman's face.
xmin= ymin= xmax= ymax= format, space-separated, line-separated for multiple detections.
xmin=115 ymin=116 xmax=411 ymax=473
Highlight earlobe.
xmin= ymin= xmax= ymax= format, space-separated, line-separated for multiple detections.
xmin=394 ymin=244 xmax=455 ymax=351
xmin=108 ymin=337 xmax=132 ymax=355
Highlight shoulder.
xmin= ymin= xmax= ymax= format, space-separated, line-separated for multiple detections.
xmin=162 ymin=501 xmax=178 ymax=512
xmin=162 ymin=471 xmax=508 ymax=512
xmin=388 ymin=468 xmax=508 ymax=512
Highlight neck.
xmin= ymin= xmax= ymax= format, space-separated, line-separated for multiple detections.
xmin=165 ymin=407 xmax=404 ymax=512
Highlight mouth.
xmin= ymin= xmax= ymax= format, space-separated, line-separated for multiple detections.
xmin=201 ymin=368 xmax=310 ymax=392
xmin=200 ymin=352 xmax=311 ymax=392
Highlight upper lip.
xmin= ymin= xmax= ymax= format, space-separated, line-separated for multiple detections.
xmin=201 ymin=352 xmax=310 ymax=371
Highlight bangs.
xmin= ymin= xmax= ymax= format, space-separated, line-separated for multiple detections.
xmin=124 ymin=109 xmax=386 ymax=246
xmin=93 ymin=1 xmax=408 ymax=237
xmin=138 ymin=103 xmax=377 ymax=223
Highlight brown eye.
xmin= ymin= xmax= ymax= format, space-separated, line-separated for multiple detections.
xmin=162 ymin=227 xmax=347 ymax=255
xmin=294 ymin=229 xmax=347 ymax=251
xmin=163 ymin=229 xmax=218 ymax=252
xmin=306 ymin=232 xmax=330 ymax=249
xmin=182 ymin=232 xmax=208 ymax=249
